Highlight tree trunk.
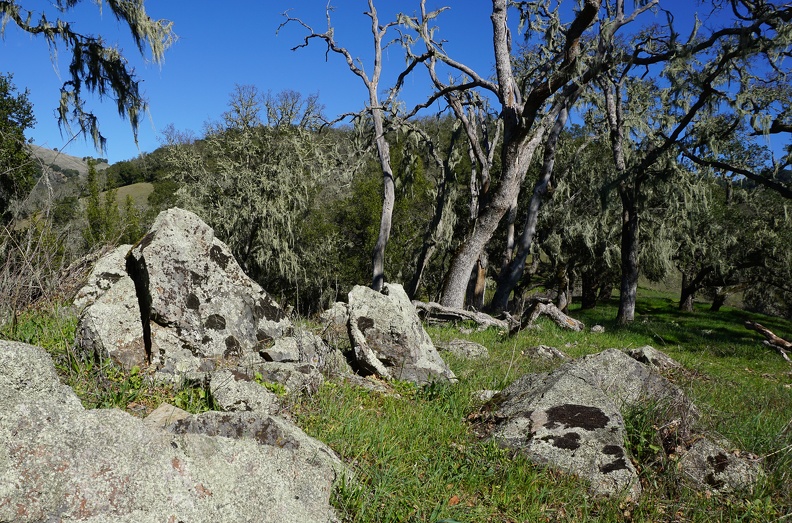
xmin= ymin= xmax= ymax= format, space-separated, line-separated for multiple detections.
xmin=616 ymin=187 xmax=640 ymax=324
xmin=598 ymin=280 xmax=614 ymax=302
xmin=710 ymin=289 xmax=728 ymax=311
xmin=679 ymin=272 xmax=695 ymax=312
xmin=440 ymin=132 xmax=547 ymax=308
xmin=371 ymin=123 xmax=394 ymax=292
xmin=466 ymin=252 xmax=488 ymax=310
xmin=581 ymin=269 xmax=600 ymax=309
xmin=490 ymin=105 xmax=570 ymax=312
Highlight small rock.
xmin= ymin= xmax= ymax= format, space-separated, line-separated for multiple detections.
xmin=436 ymin=339 xmax=490 ymax=360
xmin=524 ymin=345 xmax=569 ymax=360
xmin=679 ymin=438 xmax=763 ymax=494
xmin=210 ymin=369 xmax=281 ymax=413
xmin=591 ymin=325 xmax=605 ymax=333
xmin=627 ymin=346 xmax=685 ymax=374
xmin=144 ymin=403 xmax=190 ymax=430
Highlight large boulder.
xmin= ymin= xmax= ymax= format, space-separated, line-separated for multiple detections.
xmin=0 ymin=340 xmax=344 ymax=522
xmin=128 ymin=208 xmax=292 ymax=375
xmin=347 ymin=283 xmax=456 ymax=384
xmin=74 ymin=244 xmax=147 ymax=369
xmin=488 ymin=349 xmax=699 ymax=497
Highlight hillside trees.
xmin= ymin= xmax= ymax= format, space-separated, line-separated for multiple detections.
xmin=282 ymin=0 xmax=433 ymax=292
xmin=0 ymin=73 xmax=36 ymax=223
xmin=0 ymin=0 xmax=175 ymax=149
xmin=164 ymin=86 xmax=351 ymax=310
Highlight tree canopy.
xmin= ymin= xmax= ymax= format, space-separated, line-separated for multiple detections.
xmin=0 ymin=0 xmax=175 ymax=150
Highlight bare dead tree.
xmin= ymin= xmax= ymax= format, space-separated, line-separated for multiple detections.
xmin=280 ymin=1 xmax=430 ymax=292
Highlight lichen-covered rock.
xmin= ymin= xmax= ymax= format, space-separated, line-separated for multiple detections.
xmin=347 ymin=283 xmax=456 ymax=384
xmin=488 ymin=349 xmax=700 ymax=497
xmin=77 ymin=274 xmax=147 ymax=369
xmin=524 ymin=345 xmax=569 ymax=360
xmin=128 ymin=208 xmax=292 ymax=376
xmin=492 ymin=369 xmax=640 ymax=497
xmin=209 ymin=369 xmax=281 ymax=414
xmin=627 ymin=345 xmax=686 ymax=374
xmin=436 ymin=339 xmax=490 ymax=360
xmin=0 ymin=340 xmax=342 ymax=523
xmin=72 ymin=244 xmax=133 ymax=310
xmin=678 ymin=438 xmax=763 ymax=494
xmin=144 ymin=403 xmax=190 ymax=430
xmin=242 ymin=362 xmax=325 ymax=395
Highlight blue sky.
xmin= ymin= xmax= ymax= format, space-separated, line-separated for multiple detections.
xmin=4 ymin=1 xmax=498 ymax=162
xmin=3 ymin=0 xmax=778 ymax=164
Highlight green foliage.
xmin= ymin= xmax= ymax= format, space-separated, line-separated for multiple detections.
xmin=254 ymin=372 xmax=288 ymax=396
xmin=0 ymin=1 xmax=175 ymax=149
xmin=0 ymin=72 xmax=36 ymax=223
xmin=165 ymin=86 xmax=354 ymax=312
xmin=82 ymin=160 xmax=121 ymax=249
xmin=121 ymin=194 xmax=144 ymax=244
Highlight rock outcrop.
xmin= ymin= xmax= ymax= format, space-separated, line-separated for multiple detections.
xmin=0 ymin=340 xmax=344 ymax=523
xmin=128 ymin=208 xmax=292 ymax=378
xmin=488 ymin=349 xmax=698 ymax=497
xmin=487 ymin=347 xmax=761 ymax=497
xmin=74 ymin=209 xmax=344 ymax=397
xmin=436 ymin=339 xmax=490 ymax=360
xmin=346 ymin=283 xmax=456 ymax=384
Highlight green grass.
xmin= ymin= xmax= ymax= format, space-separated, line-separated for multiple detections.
xmin=2 ymin=288 xmax=791 ymax=521
xmin=1 ymin=305 xmax=215 ymax=415
xmin=293 ymin=289 xmax=792 ymax=522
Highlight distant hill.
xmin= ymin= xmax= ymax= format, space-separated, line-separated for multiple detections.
xmin=22 ymin=145 xmax=111 ymax=213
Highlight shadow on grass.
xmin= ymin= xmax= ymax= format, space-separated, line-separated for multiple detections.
xmin=571 ymin=294 xmax=792 ymax=360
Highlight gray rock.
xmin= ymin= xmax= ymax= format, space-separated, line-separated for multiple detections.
xmin=0 ymin=340 xmax=342 ymax=523
xmin=262 ymin=336 xmax=302 ymax=362
xmin=627 ymin=345 xmax=686 ymax=374
xmin=72 ymin=244 xmax=133 ymax=310
xmin=244 ymin=362 xmax=325 ymax=395
xmin=679 ymin=438 xmax=763 ymax=494
xmin=436 ymin=339 xmax=490 ymax=360
xmin=319 ymin=302 xmax=350 ymax=344
xmin=209 ymin=369 xmax=281 ymax=414
xmin=144 ymin=403 xmax=190 ymax=430
xmin=492 ymin=368 xmax=641 ymax=498
xmin=347 ymin=283 xmax=456 ymax=384
xmin=167 ymin=411 xmax=346 ymax=474
xmin=128 ymin=208 xmax=292 ymax=376
xmin=473 ymin=389 xmax=499 ymax=402
xmin=525 ymin=345 xmax=569 ymax=360
xmin=77 ymin=274 xmax=147 ymax=369
xmin=489 ymin=349 xmax=700 ymax=497
xmin=591 ymin=325 xmax=605 ymax=333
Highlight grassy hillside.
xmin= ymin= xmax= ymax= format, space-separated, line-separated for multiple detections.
xmin=2 ymin=283 xmax=790 ymax=522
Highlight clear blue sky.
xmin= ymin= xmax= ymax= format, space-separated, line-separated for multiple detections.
xmin=4 ymin=1 xmax=498 ymax=162
xmin=3 ymin=0 xmax=770 ymax=164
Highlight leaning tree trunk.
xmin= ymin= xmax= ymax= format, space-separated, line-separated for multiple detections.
xmin=490 ymin=105 xmax=570 ymax=313
xmin=679 ymin=272 xmax=695 ymax=312
xmin=440 ymin=132 xmax=547 ymax=308
xmin=710 ymin=288 xmax=728 ymax=311
xmin=616 ymin=186 xmax=640 ymax=324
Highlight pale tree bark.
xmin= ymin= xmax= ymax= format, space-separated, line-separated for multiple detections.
xmin=491 ymin=103 xmax=573 ymax=312
xmin=282 ymin=1 xmax=430 ymax=291
xmin=405 ymin=0 xmax=606 ymax=309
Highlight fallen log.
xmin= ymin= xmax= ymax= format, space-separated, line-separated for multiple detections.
xmin=744 ymin=320 xmax=791 ymax=363
xmin=412 ymin=301 xmax=510 ymax=331
xmin=510 ymin=299 xmax=585 ymax=335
